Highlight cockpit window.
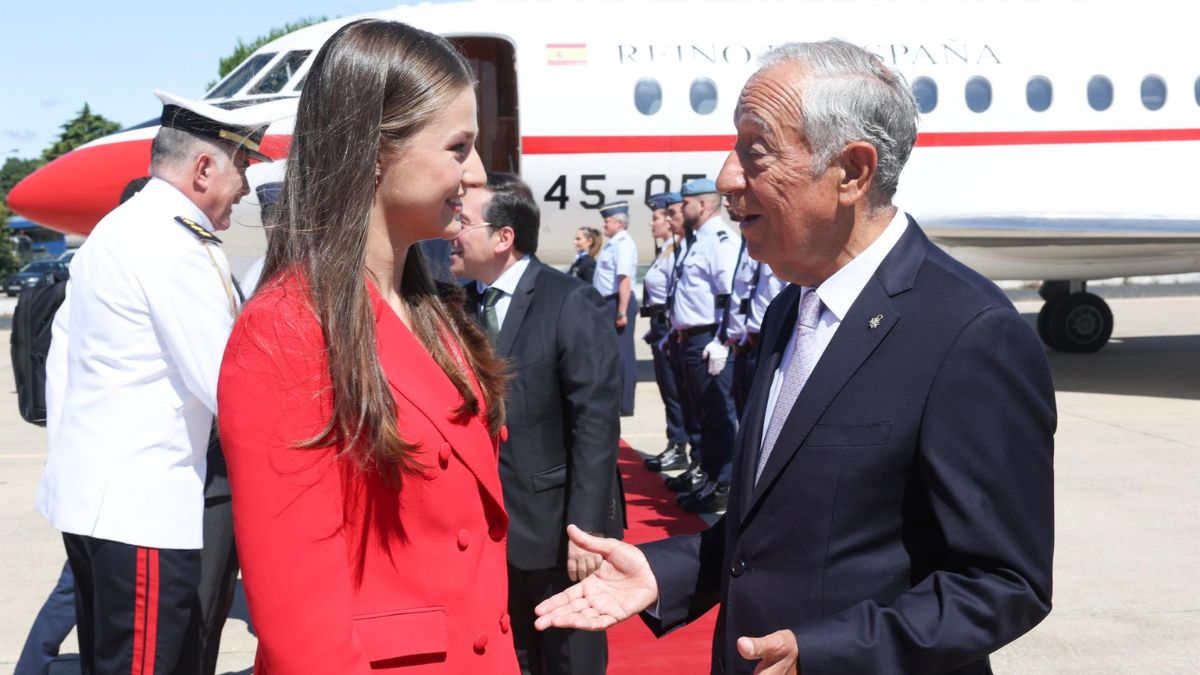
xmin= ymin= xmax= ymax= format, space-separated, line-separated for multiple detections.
xmin=249 ymin=51 xmax=311 ymax=95
xmin=205 ymin=53 xmax=277 ymax=99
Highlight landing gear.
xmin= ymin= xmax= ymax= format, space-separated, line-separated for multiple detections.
xmin=1037 ymin=281 xmax=1114 ymax=353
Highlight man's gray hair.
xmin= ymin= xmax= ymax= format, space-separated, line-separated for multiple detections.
xmin=759 ymin=40 xmax=919 ymax=203
xmin=149 ymin=127 xmax=232 ymax=177
xmin=609 ymin=212 xmax=629 ymax=226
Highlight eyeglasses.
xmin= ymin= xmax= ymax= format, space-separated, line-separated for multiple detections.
xmin=455 ymin=221 xmax=493 ymax=236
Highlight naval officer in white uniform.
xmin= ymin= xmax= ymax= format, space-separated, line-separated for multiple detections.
xmin=36 ymin=90 xmax=276 ymax=675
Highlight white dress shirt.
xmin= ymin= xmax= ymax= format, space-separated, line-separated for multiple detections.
xmin=760 ymin=210 xmax=910 ymax=447
xmin=37 ymin=178 xmax=239 ymax=549
xmin=592 ymin=229 xmax=637 ymax=297
xmin=477 ymin=254 xmax=531 ymax=328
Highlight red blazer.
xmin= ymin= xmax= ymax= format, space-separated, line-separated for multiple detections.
xmin=218 ymin=275 xmax=518 ymax=674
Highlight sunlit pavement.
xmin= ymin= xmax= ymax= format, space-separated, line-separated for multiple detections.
xmin=2 ymin=292 xmax=1197 ymax=674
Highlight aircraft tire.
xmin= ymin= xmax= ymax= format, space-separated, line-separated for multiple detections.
xmin=1036 ymin=296 xmax=1062 ymax=346
xmin=1045 ymin=292 xmax=1113 ymax=353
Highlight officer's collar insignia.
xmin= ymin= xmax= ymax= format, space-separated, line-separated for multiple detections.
xmin=174 ymin=216 xmax=222 ymax=244
xmin=868 ymin=314 xmax=884 ymax=330
xmin=717 ymin=230 xmax=729 ymax=241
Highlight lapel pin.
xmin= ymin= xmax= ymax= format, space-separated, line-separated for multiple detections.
xmin=868 ymin=314 xmax=883 ymax=330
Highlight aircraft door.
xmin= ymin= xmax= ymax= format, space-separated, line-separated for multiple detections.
xmin=450 ymin=37 xmax=519 ymax=175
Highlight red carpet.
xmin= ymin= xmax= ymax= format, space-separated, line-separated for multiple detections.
xmin=606 ymin=441 xmax=717 ymax=673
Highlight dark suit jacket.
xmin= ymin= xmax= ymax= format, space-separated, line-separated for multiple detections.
xmin=640 ymin=218 xmax=1056 ymax=674
xmin=567 ymin=254 xmax=596 ymax=286
xmin=466 ymin=257 xmax=624 ymax=571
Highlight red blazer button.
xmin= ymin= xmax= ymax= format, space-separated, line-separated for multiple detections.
xmin=438 ymin=442 xmax=451 ymax=469
xmin=500 ymin=613 xmax=511 ymax=634
xmin=473 ymin=632 xmax=489 ymax=653
xmin=457 ymin=529 xmax=470 ymax=551
xmin=489 ymin=522 xmax=506 ymax=541
xmin=499 ymin=425 xmax=509 ymax=443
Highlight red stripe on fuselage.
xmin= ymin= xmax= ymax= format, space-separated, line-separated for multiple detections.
xmin=520 ymin=128 xmax=1200 ymax=154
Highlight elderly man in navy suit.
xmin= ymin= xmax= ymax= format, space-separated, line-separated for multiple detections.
xmin=535 ymin=39 xmax=1056 ymax=675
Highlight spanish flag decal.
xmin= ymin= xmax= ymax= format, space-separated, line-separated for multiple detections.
xmin=547 ymin=43 xmax=587 ymax=66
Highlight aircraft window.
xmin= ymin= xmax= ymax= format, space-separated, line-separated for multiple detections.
xmin=634 ymin=78 xmax=662 ymax=116
xmin=205 ymin=53 xmax=277 ymax=99
xmin=1026 ymin=76 xmax=1053 ymax=112
xmin=911 ymin=77 xmax=937 ymax=113
xmin=1195 ymin=76 xmax=1200 ymax=106
xmin=689 ymin=78 xmax=718 ymax=115
xmin=1141 ymin=75 xmax=1167 ymax=111
xmin=250 ymin=51 xmax=311 ymax=95
xmin=965 ymin=76 xmax=992 ymax=113
xmin=294 ymin=73 xmax=307 ymax=92
xmin=1087 ymin=76 xmax=1113 ymax=111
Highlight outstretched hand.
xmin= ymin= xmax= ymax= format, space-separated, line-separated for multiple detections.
xmin=534 ymin=524 xmax=659 ymax=631
xmin=737 ymin=630 xmax=799 ymax=674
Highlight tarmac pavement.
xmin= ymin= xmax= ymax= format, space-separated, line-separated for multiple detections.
xmin=1 ymin=292 xmax=1197 ymax=674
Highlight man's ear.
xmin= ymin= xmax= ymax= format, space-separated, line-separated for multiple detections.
xmin=837 ymin=141 xmax=878 ymax=206
xmin=494 ymin=225 xmax=517 ymax=255
xmin=193 ymin=152 xmax=217 ymax=193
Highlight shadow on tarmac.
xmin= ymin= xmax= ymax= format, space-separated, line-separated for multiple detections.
xmin=1042 ymin=333 xmax=1200 ymax=401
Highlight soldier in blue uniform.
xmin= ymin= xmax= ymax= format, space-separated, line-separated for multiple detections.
xmin=668 ymin=179 xmax=741 ymax=513
xmin=640 ymin=192 xmax=689 ymax=471
xmin=592 ymin=201 xmax=640 ymax=416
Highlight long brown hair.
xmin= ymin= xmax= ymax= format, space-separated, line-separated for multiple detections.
xmin=260 ymin=19 xmax=506 ymax=483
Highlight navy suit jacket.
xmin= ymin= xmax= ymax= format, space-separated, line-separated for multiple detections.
xmin=641 ymin=218 xmax=1056 ymax=674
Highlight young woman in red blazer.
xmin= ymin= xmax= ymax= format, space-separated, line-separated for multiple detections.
xmin=217 ymin=20 xmax=516 ymax=673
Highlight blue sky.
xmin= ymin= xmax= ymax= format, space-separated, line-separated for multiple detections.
xmin=0 ymin=0 xmax=456 ymax=160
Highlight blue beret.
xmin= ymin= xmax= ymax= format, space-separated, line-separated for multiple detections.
xmin=599 ymin=201 xmax=629 ymax=218
xmin=680 ymin=178 xmax=718 ymax=196
xmin=645 ymin=192 xmax=671 ymax=211
xmin=256 ymin=181 xmax=283 ymax=206
xmin=665 ymin=191 xmax=683 ymax=205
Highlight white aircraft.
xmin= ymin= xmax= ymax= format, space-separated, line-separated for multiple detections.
xmin=8 ymin=0 xmax=1200 ymax=352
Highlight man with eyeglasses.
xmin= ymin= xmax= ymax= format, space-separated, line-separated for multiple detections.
xmin=449 ymin=173 xmax=624 ymax=675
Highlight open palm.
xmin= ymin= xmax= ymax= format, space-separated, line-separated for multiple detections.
xmin=533 ymin=524 xmax=659 ymax=631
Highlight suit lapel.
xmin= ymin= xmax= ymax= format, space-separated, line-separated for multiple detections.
xmin=740 ymin=217 xmax=930 ymax=527
xmin=368 ymin=280 xmax=506 ymax=510
xmin=496 ymin=258 xmax=540 ymax=358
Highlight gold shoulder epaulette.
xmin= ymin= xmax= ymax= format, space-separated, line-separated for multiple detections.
xmin=174 ymin=216 xmax=222 ymax=244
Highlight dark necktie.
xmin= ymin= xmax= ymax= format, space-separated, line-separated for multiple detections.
xmin=481 ymin=287 xmax=504 ymax=343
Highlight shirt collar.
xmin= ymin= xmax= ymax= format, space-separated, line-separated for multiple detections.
xmin=142 ymin=177 xmax=216 ymax=232
xmin=477 ymin=254 xmax=530 ymax=297
xmin=812 ymin=208 xmax=909 ymax=321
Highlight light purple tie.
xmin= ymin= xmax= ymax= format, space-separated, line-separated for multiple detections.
xmin=756 ymin=290 xmax=823 ymax=484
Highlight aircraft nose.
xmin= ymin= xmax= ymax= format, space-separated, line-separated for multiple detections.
xmin=6 ymin=136 xmax=154 ymax=236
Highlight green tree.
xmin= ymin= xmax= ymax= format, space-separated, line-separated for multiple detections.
xmin=209 ymin=17 xmax=327 ymax=89
xmin=40 ymin=104 xmax=121 ymax=164
xmin=1 ymin=156 xmax=46 ymax=276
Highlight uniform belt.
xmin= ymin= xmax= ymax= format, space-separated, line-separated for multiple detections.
xmin=675 ymin=324 xmax=717 ymax=341
xmin=603 ymin=293 xmax=618 ymax=300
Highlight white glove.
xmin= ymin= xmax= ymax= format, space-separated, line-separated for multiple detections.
xmin=703 ymin=339 xmax=730 ymax=376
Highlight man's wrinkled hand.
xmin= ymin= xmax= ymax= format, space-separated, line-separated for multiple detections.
xmin=566 ymin=533 xmax=603 ymax=581
xmin=737 ymin=629 xmax=799 ymax=675
xmin=702 ymin=339 xmax=729 ymax=376
xmin=534 ymin=524 xmax=659 ymax=632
